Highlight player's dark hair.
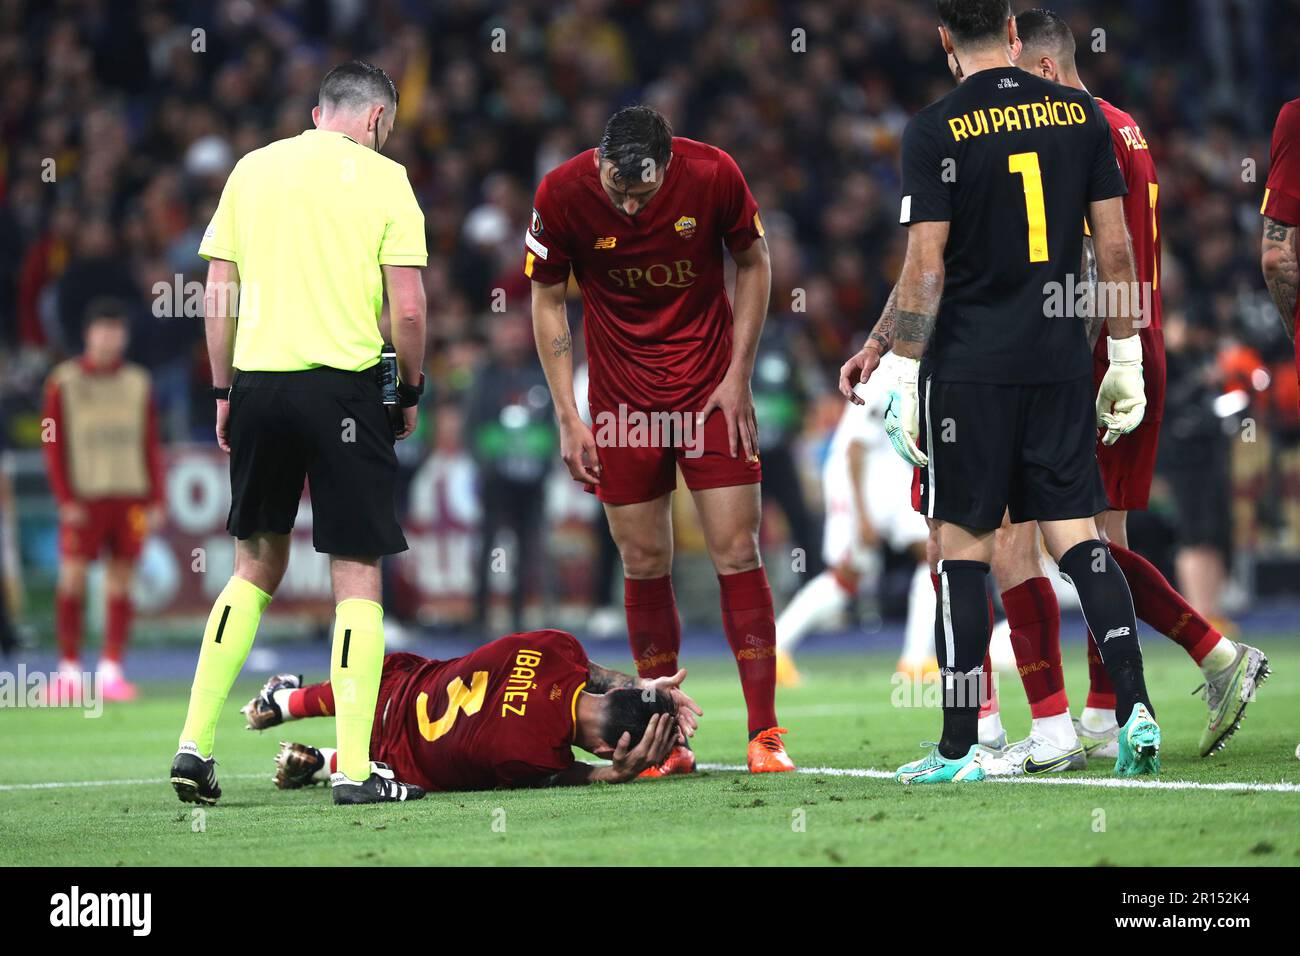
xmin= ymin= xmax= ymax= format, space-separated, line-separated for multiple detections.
xmin=1016 ymin=8 xmax=1076 ymax=63
xmin=319 ymin=59 xmax=398 ymax=113
xmin=84 ymin=296 xmax=127 ymax=327
xmin=598 ymin=106 xmax=673 ymax=186
xmin=596 ymin=687 xmax=677 ymax=749
xmin=936 ymin=0 xmax=1012 ymax=46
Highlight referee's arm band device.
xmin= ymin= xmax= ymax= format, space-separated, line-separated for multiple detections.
xmin=397 ymin=374 xmax=425 ymax=408
xmin=211 ymin=386 xmax=231 ymax=401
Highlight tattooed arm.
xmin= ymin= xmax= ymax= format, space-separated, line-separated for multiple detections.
xmin=1081 ymin=235 xmax=1106 ymax=348
xmin=838 ymin=285 xmax=899 ymax=403
xmin=891 ymin=221 xmax=949 ymax=359
xmin=1262 ymin=216 xmax=1298 ymax=341
xmin=531 ymin=279 xmax=602 ymax=484
xmin=586 ymin=661 xmax=641 ymax=694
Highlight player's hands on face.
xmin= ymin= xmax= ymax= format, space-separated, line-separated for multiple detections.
xmin=215 ymin=398 xmax=231 ymax=454
xmin=641 ymin=668 xmax=703 ymax=738
xmin=879 ymin=355 xmax=929 ymax=467
xmin=559 ymin=414 xmax=602 ymax=485
xmin=394 ymin=405 xmax=418 ymax=441
xmin=611 ymin=712 xmax=678 ymax=780
xmin=1096 ymin=336 xmax=1147 ymax=445
xmin=839 ymin=344 xmax=885 ymax=404
xmin=699 ymin=371 xmax=759 ymax=460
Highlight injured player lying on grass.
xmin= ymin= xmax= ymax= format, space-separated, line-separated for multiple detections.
xmin=242 ymin=629 xmax=703 ymax=791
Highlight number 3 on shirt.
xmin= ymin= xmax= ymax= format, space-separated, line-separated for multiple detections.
xmin=416 ymin=671 xmax=489 ymax=743
xmin=1008 ymin=151 xmax=1049 ymax=263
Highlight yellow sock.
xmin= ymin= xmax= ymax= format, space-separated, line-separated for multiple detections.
xmin=331 ymin=598 xmax=385 ymax=782
xmin=179 ymin=577 xmax=271 ymax=756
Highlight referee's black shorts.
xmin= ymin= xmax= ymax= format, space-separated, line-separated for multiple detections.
xmin=226 ymin=367 xmax=407 ymax=556
xmin=916 ymin=373 xmax=1108 ymax=532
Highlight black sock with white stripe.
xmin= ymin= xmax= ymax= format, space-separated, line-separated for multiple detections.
xmin=935 ymin=559 xmax=992 ymax=759
xmin=1057 ymin=539 xmax=1152 ymax=726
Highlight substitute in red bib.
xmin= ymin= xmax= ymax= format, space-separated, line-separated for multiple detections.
xmin=525 ymin=106 xmax=793 ymax=774
xmin=43 ymin=298 xmax=165 ymax=703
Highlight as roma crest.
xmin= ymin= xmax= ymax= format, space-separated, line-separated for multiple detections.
xmin=674 ymin=215 xmax=697 ymax=239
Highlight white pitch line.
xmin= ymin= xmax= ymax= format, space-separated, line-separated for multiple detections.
xmin=711 ymin=703 xmax=871 ymax=721
xmin=4 ymin=765 xmax=1296 ymax=795
xmin=0 ymin=772 xmax=268 ymax=792
xmin=696 ymin=763 xmax=1300 ymax=794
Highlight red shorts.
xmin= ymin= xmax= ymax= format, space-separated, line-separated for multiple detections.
xmin=1095 ymin=414 xmax=1161 ymax=511
xmin=585 ymin=406 xmax=761 ymax=505
xmin=59 ymin=499 xmax=149 ymax=561
xmin=1093 ymin=338 xmax=1166 ymax=513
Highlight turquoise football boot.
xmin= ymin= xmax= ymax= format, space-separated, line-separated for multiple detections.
xmin=1114 ymin=703 xmax=1161 ymax=776
xmin=895 ymin=743 xmax=987 ymax=784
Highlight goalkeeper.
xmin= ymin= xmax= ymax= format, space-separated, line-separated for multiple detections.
xmin=838 ymin=0 xmax=1160 ymax=784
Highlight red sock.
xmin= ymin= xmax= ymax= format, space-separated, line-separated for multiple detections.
xmin=289 ymin=682 xmax=336 ymax=718
xmin=718 ymin=567 xmax=779 ymax=735
xmin=978 ymin=594 xmax=998 ymax=717
xmin=1085 ymin=629 xmax=1116 ymax=711
xmin=328 ymin=751 xmax=338 ymax=773
xmin=1003 ymin=577 xmax=1067 ymax=718
xmin=1108 ymin=543 xmax=1222 ymax=663
xmin=103 ymin=595 xmax=132 ymax=664
xmin=56 ymin=592 xmax=83 ymax=662
xmin=978 ymin=651 xmax=998 ymax=717
xmin=623 ymin=575 xmax=682 ymax=680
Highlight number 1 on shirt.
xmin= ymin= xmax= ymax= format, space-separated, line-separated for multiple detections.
xmin=1008 ymin=151 xmax=1049 ymax=263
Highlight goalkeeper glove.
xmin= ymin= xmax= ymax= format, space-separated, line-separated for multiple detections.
xmin=1096 ymin=335 xmax=1146 ymax=446
xmin=880 ymin=354 xmax=928 ymax=467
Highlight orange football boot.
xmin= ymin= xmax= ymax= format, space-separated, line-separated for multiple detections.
xmin=896 ymin=656 xmax=939 ymax=681
xmin=747 ymin=726 xmax=795 ymax=773
xmin=638 ymin=743 xmax=696 ymax=778
xmin=776 ymin=649 xmax=803 ymax=687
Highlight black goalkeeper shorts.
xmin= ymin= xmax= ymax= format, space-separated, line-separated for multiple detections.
xmin=916 ymin=373 xmax=1108 ymax=532
xmin=226 ymin=367 xmax=407 ymax=556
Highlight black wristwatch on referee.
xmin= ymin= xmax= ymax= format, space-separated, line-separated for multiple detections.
xmin=396 ymin=374 xmax=424 ymax=408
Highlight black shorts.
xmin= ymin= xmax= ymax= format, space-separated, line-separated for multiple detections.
xmin=226 ymin=367 xmax=407 ymax=556
xmin=916 ymin=373 xmax=1108 ymax=532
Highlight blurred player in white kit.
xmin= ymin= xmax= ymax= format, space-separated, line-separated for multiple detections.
xmin=776 ymin=372 xmax=935 ymax=686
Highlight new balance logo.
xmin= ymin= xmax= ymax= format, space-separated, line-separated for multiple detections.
xmin=594 ymin=236 xmax=617 ymax=249
xmin=1104 ymin=626 xmax=1132 ymax=641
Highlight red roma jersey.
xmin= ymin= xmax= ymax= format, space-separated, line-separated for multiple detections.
xmin=524 ymin=137 xmax=764 ymax=412
xmin=1093 ymin=98 xmax=1165 ymax=416
xmin=1263 ymin=99 xmax=1300 ymax=226
xmin=375 ymin=630 xmax=589 ymax=791
xmin=1263 ymin=99 xmax=1300 ymax=341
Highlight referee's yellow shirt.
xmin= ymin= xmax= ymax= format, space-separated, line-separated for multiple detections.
xmin=199 ymin=129 xmax=427 ymax=373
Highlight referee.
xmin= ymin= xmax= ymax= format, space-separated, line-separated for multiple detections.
xmin=171 ymin=61 xmax=428 ymax=805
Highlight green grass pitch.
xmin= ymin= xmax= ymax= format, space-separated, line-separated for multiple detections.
xmin=2 ymin=639 xmax=1296 ymax=866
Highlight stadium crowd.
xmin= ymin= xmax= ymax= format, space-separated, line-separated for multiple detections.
xmin=2 ymin=0 xmax=1298 ymax=635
